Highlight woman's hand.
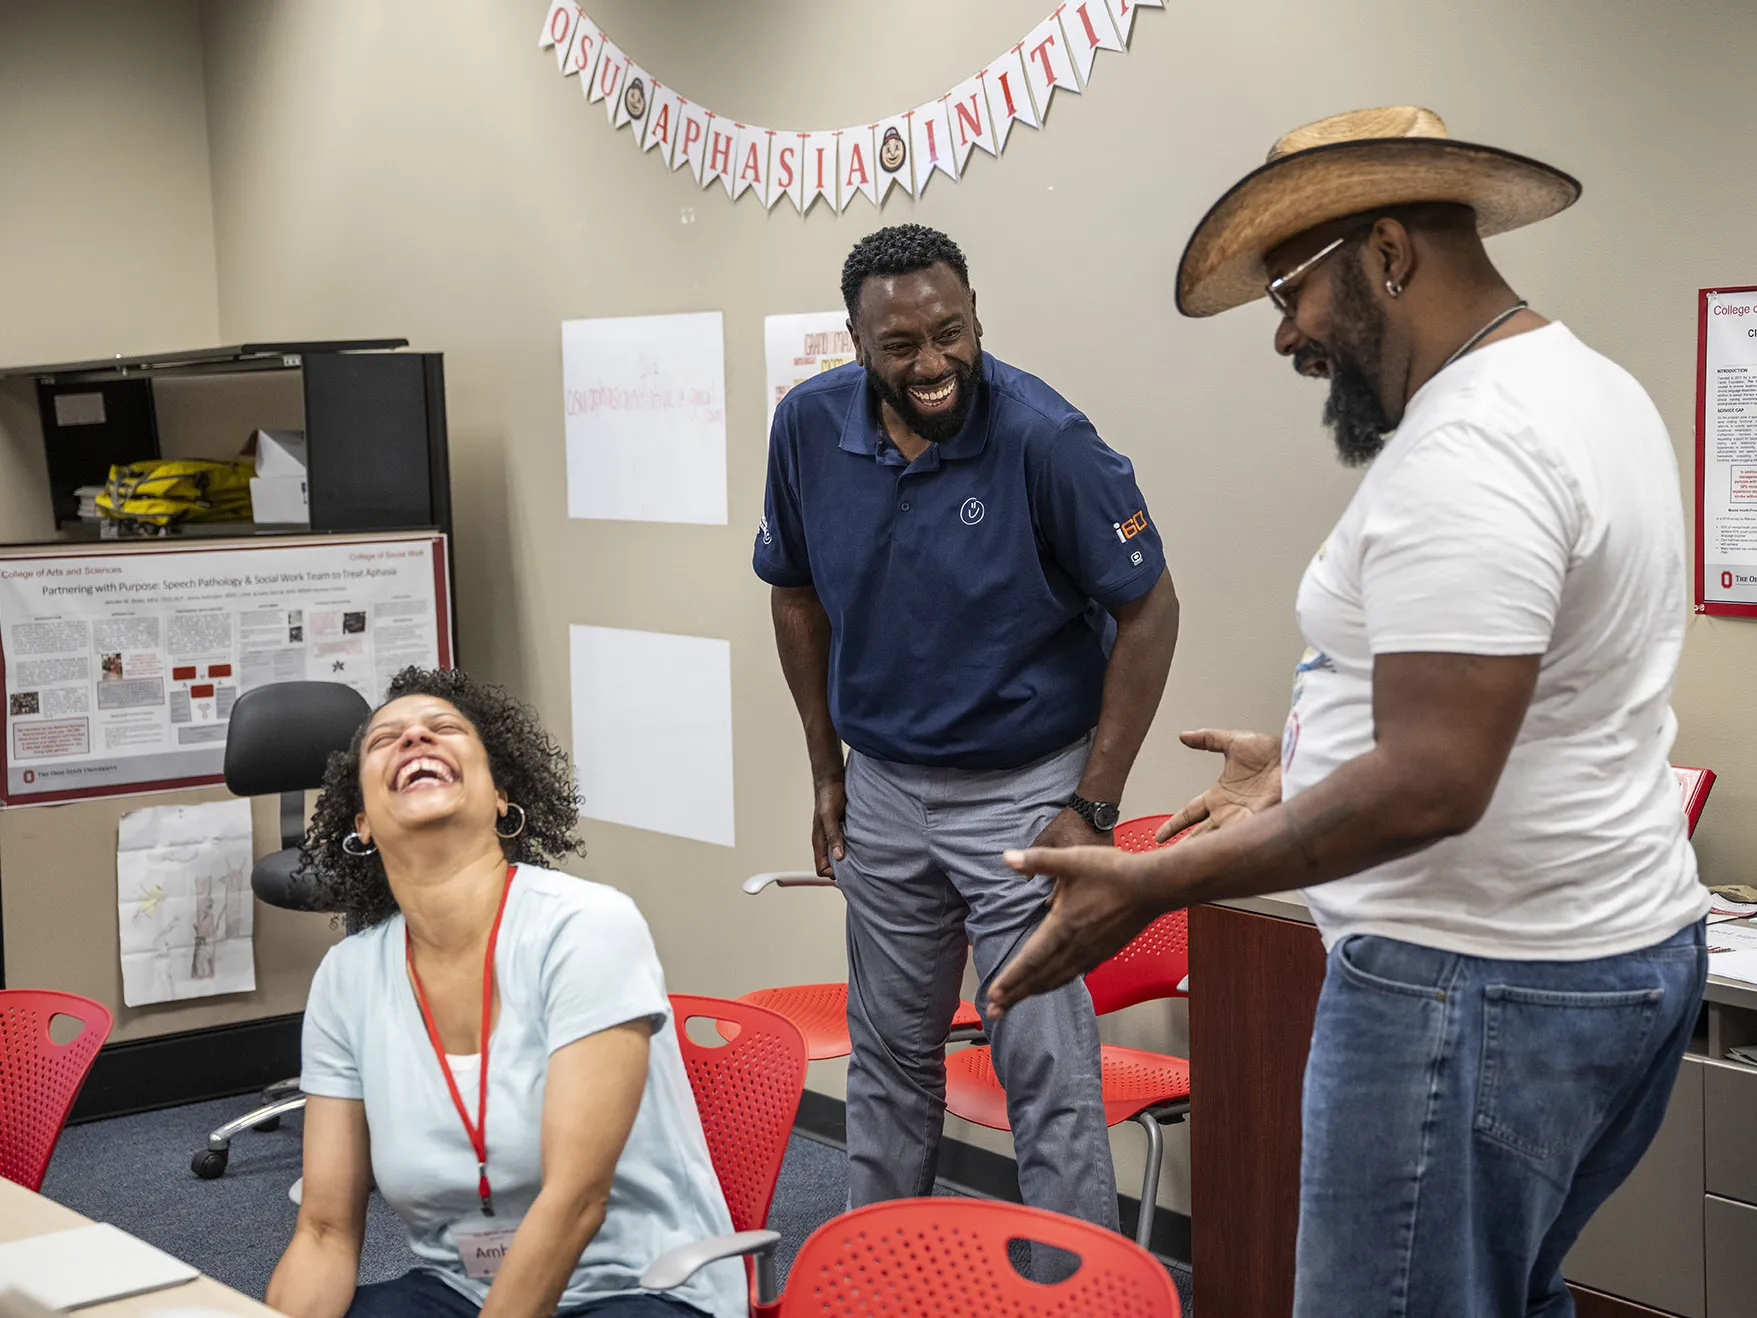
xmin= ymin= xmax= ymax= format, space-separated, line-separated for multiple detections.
xmin=1157 ymin=729 xmax=1281 ymax=841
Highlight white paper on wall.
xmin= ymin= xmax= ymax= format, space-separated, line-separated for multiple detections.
xmin=563 ymin=311 xmax=727 ymax=525
xmin=838 ymin=125 xmax=879 ymax=210
xmin=873 ymin=112 xmax=915 ymax=202
xmin=1062 ymin=0 xmax=1124 ymax=84
xmin=943 ymin=75 xmax=999 ymax=172
xmin=908 ymin=98 xmax=958 ymax=195
xmin=984 ymin=46 xmax=1040 ymax=150
xmin=570 ymin=625 xmax=735 ymax=848
xmin=765 ymin=311 xmax=855 ymax=434
xmin=563 ymin=11 xmax=602 ymax=80
xmin=1021 ymin=12 xmax=1080 ymax=118
xmin=734 ymin=124 xmax=774 ymax=203
xmin=117 ymin=799 xmax=255 ymax=1008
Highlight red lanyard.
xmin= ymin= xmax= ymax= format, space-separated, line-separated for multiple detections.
xmin=407 ymin=863 xmax=516 ymax=1217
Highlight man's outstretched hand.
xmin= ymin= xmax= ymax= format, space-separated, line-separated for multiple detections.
xmin=986 ymin=845 xmax=1160 ymax=1019
xmin=1156 ymin=728 xmax=1281 ymax=842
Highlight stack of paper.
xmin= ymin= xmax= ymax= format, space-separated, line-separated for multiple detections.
xmin=245 ymin=429 xmax=309 ymax=525
xmin=1706 ymin=921 xmax=1757 ymax=986
xmin=0 ymin=1223 xmax=196 ymax=1308
xmin=74 ymin=485 xmax=104 ymax=523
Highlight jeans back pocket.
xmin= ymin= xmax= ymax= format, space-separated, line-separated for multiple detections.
xmin=1475 ymin=983 xmax=1662 ymax=1162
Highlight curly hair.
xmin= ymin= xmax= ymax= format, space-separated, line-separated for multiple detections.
xmin=297 ymin=667 xmax=584 ymax=930
xmin=840 ymin=224 xmax=970 ymax=320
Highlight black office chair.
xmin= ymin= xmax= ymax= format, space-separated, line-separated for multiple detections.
xmin=189 ymin=681 xmax=370 ymax=1181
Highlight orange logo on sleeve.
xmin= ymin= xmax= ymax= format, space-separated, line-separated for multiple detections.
xmin=1112 ymin=510 xmax=1148 ymax=543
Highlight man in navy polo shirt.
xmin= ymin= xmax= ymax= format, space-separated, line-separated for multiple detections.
xmin=754 ymin=224 xmax=1180 ymax=1229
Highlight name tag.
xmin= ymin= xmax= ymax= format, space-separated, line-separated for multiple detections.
xmin=454 ymin=1216 xmax=520 ymax=1280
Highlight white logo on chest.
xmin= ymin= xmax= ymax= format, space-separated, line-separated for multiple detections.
xmin=960 ymin=498 xmax=985 ymax=525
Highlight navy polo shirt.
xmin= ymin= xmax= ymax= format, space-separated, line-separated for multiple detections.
xmin=754 ymin=351 xmax=1165 ymax=770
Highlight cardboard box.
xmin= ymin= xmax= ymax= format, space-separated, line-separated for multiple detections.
xmin=250 ymin=476 xmax=309 ymax=524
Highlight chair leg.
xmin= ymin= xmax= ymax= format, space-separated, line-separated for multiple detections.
xmin=1132 ymin=1111 xmax=1164 ymax=1251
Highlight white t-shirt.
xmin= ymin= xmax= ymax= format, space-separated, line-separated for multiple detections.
xmin=300 ymin=864 xmax=746 ymax=1317
xmin=1285 ymin=323 xmax=1707 ymax=959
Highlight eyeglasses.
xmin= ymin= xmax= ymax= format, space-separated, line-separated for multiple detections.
xmin=1265 ymin=236 xmax=1348 ymax=317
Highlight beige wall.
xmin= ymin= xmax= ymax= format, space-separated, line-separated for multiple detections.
xmin=2 ymin=0 xmax=1753 ymax=1212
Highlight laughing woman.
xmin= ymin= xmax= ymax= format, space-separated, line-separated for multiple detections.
xmin=265 ymin=668 xmax=744 ymax=1318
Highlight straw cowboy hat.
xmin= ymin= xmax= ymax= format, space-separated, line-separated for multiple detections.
xmin=1175 ymin=106 xmax=1581 ymax=318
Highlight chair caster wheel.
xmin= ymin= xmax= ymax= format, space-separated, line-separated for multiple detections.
xmin=253 ymin=1115 xmax=281 ymax=1132
xmin=191 ymin=1149 xmax=229 ymax=1179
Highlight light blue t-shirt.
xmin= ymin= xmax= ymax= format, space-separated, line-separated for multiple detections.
xmin=300 ymin=864 xmax=746 ymax=1317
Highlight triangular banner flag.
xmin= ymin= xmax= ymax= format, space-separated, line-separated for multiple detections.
xmin=943 ymin=75 xmax=999 ymax=172
xmin=983 ymin=47 xmax=1039 ymax=151
xmin=563 ymin=13 xmax=602 ymax=82
xmin=703 ymin=119 xmax=741 ymax=197
xmin=1021 ymin=12 xmax=1080 ymax=119
xmin=551 ymin=5 xmax=581 ymax=71
xmin=909 ymin=98 xmax=958 ymax=194
xmin=641 ymin=86 xmax=685 ymax=164
xmin=538 ymin=1 xmax=573 ymax=50
xmin=838 ymin=125 xmax=878 ymax=210
xmin=676 ymin=103 xmax=714 ymax=181
xmin=589 ymin=40 xmax=625 ymax=108
xmin=733 ymin=123 xmax=773 ymax=203
xmin=612 ymin=62 xmax=652 ymax=132
xmin=773 ymin=133 xmax=807 ymax=212
xmin=1105 ymin=0 xmax=1138 ymax=44
xmin=801 ymin=131 xmax=839 ymax=213
xmin=874 ymin=111 xmax=914 ymax=201
xmin=1062 ymin=0 xmax=1124 ymax=85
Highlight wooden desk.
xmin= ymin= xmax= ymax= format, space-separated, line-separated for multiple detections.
xmin=1187 ymin=896 xmax=1739 ymax=1318
xmin=0 ymin=1177 xmax=279 ymax=1316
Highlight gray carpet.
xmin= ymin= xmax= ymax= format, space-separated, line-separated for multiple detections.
xmin=40 ymin=1097 xmax=1193 ymax=1312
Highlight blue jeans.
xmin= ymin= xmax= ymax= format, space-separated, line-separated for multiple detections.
xmin=344 ymin=1270 xmax=712 ymax=1318
xmin=1294 ymin=920 xmax=1706 ymax=1318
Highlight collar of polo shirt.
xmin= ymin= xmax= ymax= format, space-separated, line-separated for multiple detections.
xmin=838 ymin=352 xmax=996 ymax=465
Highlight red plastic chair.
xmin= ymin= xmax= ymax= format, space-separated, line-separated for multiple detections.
xmin=737 ymin=873 xmax=983 ymax=1060
xmin=0 ymin=990 xmax=112 ymax=1190
xmin=774 ymin=1198 xmax=1181 ymax=1315
xmin=670 ymin=994 xmax=808 ymax=1313
xmin=945 ymin=815 xmax=1192 ymax=1250
xmin=1673 ymin=764 xmax=1716 ymax=837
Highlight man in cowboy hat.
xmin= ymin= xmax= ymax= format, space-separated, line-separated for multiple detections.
xmin=985 ymin=107 xmax=1709 ymax=1315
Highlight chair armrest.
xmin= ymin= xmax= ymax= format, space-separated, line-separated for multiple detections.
xmin=743 ymin=871 xmax=838 ymax=895
xmin=642 ymin=1230 xmax=782 ymax=1295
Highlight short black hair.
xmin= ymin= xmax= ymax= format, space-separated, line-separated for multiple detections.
xmin=840 ymin=225 xmax=970 ymax=320
xmin=296 ymin=666 xmax=584 ymax=931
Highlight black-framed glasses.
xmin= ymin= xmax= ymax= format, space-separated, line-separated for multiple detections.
xmin=1265 ymin=236 xmax=1347 ymax=317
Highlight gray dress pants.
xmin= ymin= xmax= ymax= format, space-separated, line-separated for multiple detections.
xmin=833 ymin=736 xmax=1120 ymax=1231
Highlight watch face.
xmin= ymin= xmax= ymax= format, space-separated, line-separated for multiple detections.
xmin=1093 ymin=803 xmax=1121 ymax=832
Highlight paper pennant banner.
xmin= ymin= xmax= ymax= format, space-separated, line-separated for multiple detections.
xmin=564 ymin=13 xmax=603 ymax=81
xmin=943 ymin=75 xmax=999 ymax=172
xmin=874 ymin=111 xmax=914 ymax=201
xmin=538 ymin=2 xmax=1162 ymax=213
xmin=838 ymin=125 xmax=878 ymax=210
xmin=909 ymin=98 xmax=958 ymax=194
xmin=613 ymin=62 xmax=652 ymax=131
xmin=1021 ymin=11 xmax=1081 ymax=118
xmin=676 ymin=103 xmax=714 ymax=180
xmin=1062 ymin=0 xmax=1124 ymax=85
xmin=642 ymin=85 xmax=684 ymax=163
xmin=589 ymin=40 xmax=625 ymax=107
xmin=734 ymin=124 xmax=773 ymax=203
xmin=984 ymin=46 xmax=1040 ymax=151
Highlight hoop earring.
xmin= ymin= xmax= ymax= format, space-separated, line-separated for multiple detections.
xmin=495 ymin=803 xmax=527 ymax=840
xmin=342 ymin=832 xmax=377 ymax=857
xmin=1385 ymin=279 xmax=1404 ymax=298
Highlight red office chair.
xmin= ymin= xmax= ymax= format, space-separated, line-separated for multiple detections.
xmin=945 ymin=815 xmax=1192 ymax=1250
xmin=1673 ymin=765 xmax=1716 ymax=837
xmin=737 ymin=873 xmax=983 ymax=1060
xmin=0 ymin=990 xmax=112 ymax=1190
xmin=645 ymin=1197 xmax=1182 ymax=1316
xmin=669 ymin=994 xmax=809 ymax=1314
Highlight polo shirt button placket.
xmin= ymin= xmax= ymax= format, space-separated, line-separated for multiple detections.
xmin=900 ymin=501 xmax=910 ymax=511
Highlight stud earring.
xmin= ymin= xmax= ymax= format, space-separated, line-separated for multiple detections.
xmin=1385 ymin=279 xmax=1404 ymax=298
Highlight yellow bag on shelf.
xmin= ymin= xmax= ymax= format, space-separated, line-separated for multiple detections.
xmin=96 ymin=460 xmax=256 ymax=529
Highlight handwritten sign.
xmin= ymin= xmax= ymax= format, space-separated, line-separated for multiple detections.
xmin=563 ymin=311 xmax=728 ymax=525
xmin=764 ymin=311 xmax=855 ymax=434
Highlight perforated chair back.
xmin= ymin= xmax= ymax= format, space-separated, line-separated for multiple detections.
xmin=1085 ymin=814 xmax=1192 ymax=1015
xmin=223 ymin=681 xmax=372 ymax=797
xmin=778 ymin=1197 xmax=1182 ymax=1316
xmin=0 ymin=991 xmax=112 ymax=1190
xmin=670 ymin=994 xmax=808 ymax=1233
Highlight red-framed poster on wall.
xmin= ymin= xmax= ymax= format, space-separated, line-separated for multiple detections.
xmin=0 ymin=531 xmax=452 ymax=806
xmin=1696 ymin=285 xmax=1757 ymax=616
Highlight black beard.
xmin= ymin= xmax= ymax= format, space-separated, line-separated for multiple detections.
xmin=1314 ymin=256 xmax=1393 ymax=467
xmin=865 ymin=358 xmax=980 ymax=445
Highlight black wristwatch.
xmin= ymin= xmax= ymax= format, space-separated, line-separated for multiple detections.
xmin=1067 ymin=793 xmax=1120 ymax=833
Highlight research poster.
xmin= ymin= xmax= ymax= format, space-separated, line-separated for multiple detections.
xmin=1697 ymin=286 xmax=1757 ymax=615
xmin=0 ymin=532 xmax=451 ymax=805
